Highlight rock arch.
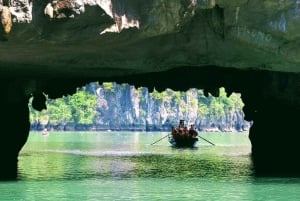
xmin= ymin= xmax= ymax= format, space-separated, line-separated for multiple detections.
xmin=0 ymin=0 xmax=300 ymax=178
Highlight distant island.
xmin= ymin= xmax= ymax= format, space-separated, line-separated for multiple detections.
xmin=29 ymin=82 xmax=251 ymax=132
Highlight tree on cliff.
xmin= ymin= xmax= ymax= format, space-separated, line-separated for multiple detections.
xmin=30 ymin=87 xmax=97 ymax=129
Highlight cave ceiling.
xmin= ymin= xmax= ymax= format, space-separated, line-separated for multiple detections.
xmin=0 ymin=0 xmax=299 ymax=99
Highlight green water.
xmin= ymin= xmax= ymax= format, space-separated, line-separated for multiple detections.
xmin=1 ymin=132 xmax=300 ymax=201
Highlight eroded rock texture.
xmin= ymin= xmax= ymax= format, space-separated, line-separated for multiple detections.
xmin=0 ymin=0 xmax=300 ymax=178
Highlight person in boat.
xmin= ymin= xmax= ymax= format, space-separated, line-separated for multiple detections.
xmin=178 ymin=120 xmax=184 ymax=133
xmin=172 ymin=120 xmax=185 ymax=141
xmin=188 ymin=124 xmax=198 ymax=138
xmin=179 ymin=119 xmax=184 ymax=127
xmin=183 ymin=126 xmax=189 ymax=136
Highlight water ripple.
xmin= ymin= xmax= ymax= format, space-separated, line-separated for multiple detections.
xmin=43 ymin=149 xmax=155 ymax=157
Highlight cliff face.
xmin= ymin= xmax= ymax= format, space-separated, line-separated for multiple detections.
xmin=30 ymin=82 xmax=250 ymax=132
xmin=84 ymin=82 xmax=249 ymax=131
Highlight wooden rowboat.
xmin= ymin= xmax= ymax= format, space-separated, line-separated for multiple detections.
xmin=168 ymin=120 xmax=199 ymax=148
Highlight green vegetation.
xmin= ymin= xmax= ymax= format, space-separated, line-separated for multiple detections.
xmin=29 ymin=82 xmax=245 ymax=130
xmin=30 ymin=87 xmax=97 ymax=127
xmin=172 ymin=90 xmax=182 ymax=104
xmin=103 ymin=82 xmax=115 ymax=93
xmin=150 ymin=88 xmax=169 ymax=102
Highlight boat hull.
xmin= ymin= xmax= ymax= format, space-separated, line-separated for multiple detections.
xmin=168 ymin=134 xmax=198 ymax=148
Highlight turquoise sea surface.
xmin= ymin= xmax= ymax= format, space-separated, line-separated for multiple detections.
xmin=1 ymin=131 xmax=300 ymax=201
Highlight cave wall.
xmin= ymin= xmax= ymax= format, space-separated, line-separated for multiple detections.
xmin=0 ymin=79 xmax=30 ymax=180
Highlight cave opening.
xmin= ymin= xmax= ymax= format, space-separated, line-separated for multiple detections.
xmin=21 ymin=82 xmax=253 ymax=180
xmin=28 ymin=82 xmax=251 ymax=134
xmin=17 ymin=82 xmax=253 ymax=185
xmin=0 ymin=66 xmax=300 ymax=180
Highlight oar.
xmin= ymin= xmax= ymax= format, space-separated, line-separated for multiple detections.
xmin=151 ymin=134 xmax=169 ymax=145
xmin=198 ymin=135 xmax=215 ymax=146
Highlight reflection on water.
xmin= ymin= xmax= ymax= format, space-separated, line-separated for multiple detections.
xmin=1 ymin=132 xmax=300 ymax=201
xmin=18 ymin=132 xmax=252 ymax=181
xmin=18 ymin=151 xmax=252 ymax=181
